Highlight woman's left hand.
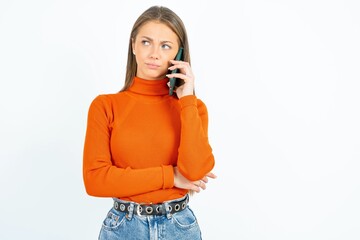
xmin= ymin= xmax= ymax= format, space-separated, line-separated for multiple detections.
xmin=166 ymin=60 xmax=195 ymax=98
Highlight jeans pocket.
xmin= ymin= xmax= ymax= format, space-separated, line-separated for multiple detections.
xmin=101 ymin=209 xmax=127 ymax=231
xmin=172 ymin=207 xmax=199 ymax=230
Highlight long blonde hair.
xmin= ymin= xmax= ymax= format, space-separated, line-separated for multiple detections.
xmin=120 ymin=6 xmax=191 ymax=92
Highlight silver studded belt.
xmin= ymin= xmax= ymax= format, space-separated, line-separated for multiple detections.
xmin=113 ymin=195 xmax=189 ymax=216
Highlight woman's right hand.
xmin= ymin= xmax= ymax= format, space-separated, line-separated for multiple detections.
xmin=173 ymin=167 xmax=217 ymax=193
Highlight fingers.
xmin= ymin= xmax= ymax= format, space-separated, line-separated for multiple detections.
xmin=201 ymin=175 xmax=214 ymax=183
xmin=188 ymin=173 xmax=218 ymax=193
xmin=201 ymin=176 xmax=208 ymax=183
xmin=191 ymin=172 xmax=218 ymax=193
xmin=206 ymin=172 xmax=217 ymax=179
xmin=168 ymin=59 xmax=190 ymax=70
xmin=166 ymin=72 xmax=191 ymax=82
xmin=174 ymin=166 xmax=217 ymax=193
xmin=192 ymin=185 xmax=201 ymax=193
xmin=167 ymin=60 xmax=194 ymax=79
xmin=192 ymin=180 xmax=206 ymax=192
xmin=197 ymin=180 xmax=206 ymax=190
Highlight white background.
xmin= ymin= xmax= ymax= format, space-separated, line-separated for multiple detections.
xmin=1 ymin=0 xmax=359 ymax=239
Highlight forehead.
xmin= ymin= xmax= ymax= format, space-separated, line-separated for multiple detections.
xmin=136 ymin=21 xmax=178 ymax=42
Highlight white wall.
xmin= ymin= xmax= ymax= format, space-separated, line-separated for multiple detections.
xmin=1 ymin=0 xmax=359 ymax=239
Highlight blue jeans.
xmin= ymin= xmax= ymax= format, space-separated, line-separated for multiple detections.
xmin=98 ymin=195 xmax=202 ymax=240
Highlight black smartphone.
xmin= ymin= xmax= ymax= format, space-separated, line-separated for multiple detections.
xmin=169 ymin=47 xmax=184 ymax=95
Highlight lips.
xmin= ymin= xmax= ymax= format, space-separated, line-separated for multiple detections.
xmin=146 ymin=62 xmax=160 ymax=69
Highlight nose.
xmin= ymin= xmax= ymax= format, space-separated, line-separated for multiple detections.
xmin=150 ymin=47 xmax=160 ymax=59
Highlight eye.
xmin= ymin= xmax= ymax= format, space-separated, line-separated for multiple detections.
xmin=161 ymin=44 xmax=171 ymax=50
xmin=141 ymin=40 xmax=150 ymax=46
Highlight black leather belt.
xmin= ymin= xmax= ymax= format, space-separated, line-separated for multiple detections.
xmin=113 ymin=195 xmax=189 ymax=216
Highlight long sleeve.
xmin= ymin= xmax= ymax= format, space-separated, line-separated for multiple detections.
xmin=176 ymin=95 xmax=215 ymax=181
xmin=83 ymin=95 xmax=174 ymax=198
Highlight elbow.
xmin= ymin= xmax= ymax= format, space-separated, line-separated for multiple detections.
xmin=84 ymin=182 xmax=96 ymax=196
xmin=83 ymin=177 xmax=95 ymax=196
xmin=83 ymin=170 xmax=100 ymax=197
xmin=178 ymin=155 xmax=215 ymax=181
xmin=82 ymin=161 xmax=113 ymax=197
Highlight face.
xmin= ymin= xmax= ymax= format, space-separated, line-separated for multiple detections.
xmin=132 ymin=21 xmax=180 ymax=80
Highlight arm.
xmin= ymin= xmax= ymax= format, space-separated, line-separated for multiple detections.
xmin=176 ymin=95 xmax=215 ymax=181
xmin=82 ymin=95 xmax=174 ymax=197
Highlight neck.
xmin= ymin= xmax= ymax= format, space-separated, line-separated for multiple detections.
xmin=128 ymin=76 xmax=169 ymax=96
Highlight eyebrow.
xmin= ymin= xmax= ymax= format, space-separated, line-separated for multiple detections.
xmin=140 ymin=36 xmax=174 ymax=44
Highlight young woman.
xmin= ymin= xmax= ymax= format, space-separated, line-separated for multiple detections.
xmin=83 ymin=5 xmax=216 ymax=239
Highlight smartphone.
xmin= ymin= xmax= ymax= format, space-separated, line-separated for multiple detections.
xmin=169 ymin=47 xmax=184 ymax=95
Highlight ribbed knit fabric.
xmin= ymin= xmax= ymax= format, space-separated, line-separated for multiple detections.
xmin=83 ymin=76 xmax=215 ymax=203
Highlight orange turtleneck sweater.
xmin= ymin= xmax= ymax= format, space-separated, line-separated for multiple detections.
xmin=83 ymin=76 xmax=215 ymax=203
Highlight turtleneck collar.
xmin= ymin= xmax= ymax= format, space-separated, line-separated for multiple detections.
xmin=128 ymin=76 xmax=169 ymax=96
